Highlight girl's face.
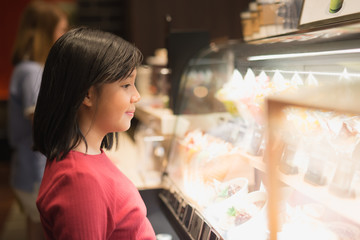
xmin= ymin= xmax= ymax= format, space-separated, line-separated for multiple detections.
xmin=94 ymin=69 xmax=140 ymax=134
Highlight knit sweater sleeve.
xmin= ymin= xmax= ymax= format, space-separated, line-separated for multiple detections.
xmin=39 ymin=170 xmax=114 ymax=240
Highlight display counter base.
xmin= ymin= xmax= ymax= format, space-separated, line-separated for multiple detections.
xmin=140 ymin=188 xmax=189 ymax=240
xmin=140 ymin=188 xmax=223 ymax=240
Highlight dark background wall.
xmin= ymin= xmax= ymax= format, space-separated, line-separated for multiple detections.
xmin=126 ymin=0 xmax=249 ymax=58
xmin=1 ymin=0 xmax=37 ymax=101
xmin=1 ymin=0 xmax=250 ymax=100
xmin=0 ymin=0 xmax=250 ymax=150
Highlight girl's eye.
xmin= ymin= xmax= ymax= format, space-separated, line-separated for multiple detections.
xmin=122 ymin=84 xmax=131 ymax=89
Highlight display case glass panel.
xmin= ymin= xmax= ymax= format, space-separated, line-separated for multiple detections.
xmin=161 ymin=22 xmax=360 ymax=240
xmin=266 ymin=82 xmax=360 ymax=240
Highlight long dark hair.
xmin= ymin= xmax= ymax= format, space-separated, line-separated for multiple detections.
xmin=12 ymin=1 xmax=66 ymax=65
xmin=33 ymin=27 xmax=143 ymax=161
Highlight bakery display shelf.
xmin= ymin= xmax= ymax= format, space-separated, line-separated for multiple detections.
xmin=242 ymin=151 xmax=266 ymax=173
xmin=152 ymin=17 xmax=360 ymax=239
xmin=265 ymin=82 xmax=360 ymax=223
xmin=267 ymin=82 xmax=360 ymax=117
xmin=276 ymin=162 xmax=360 ymax=225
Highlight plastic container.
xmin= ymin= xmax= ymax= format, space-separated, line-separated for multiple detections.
xmin=213 ymin=177 xmax=249 ymax=204
xmin=225 ymin=191 xmax=268 ymax=240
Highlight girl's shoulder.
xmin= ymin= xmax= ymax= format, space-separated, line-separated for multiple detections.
xmin=49 ymin=150 xmax=110 ymax=175
xmin=44 ymin=152 xmax=106 ymax=188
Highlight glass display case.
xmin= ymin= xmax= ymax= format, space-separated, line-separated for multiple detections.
xmin=158 ymin=22 xmax=360 ymax=240
xmin=266 ymin=82 xmax=360 ymax=240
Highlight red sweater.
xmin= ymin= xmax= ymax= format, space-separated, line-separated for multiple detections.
xmin=37 ymin=150 xmax=156 ymax=240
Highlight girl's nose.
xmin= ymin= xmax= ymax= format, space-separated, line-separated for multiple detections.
xmin=131 ymin=89 xmax=141 ymax=103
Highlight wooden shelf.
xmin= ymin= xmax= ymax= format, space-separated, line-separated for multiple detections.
xmin=277 ymin=168 xmax=360 ymax=224
xmin=246 ymin=154 xmax=266 ymax=173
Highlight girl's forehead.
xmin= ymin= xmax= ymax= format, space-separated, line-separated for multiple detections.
xmin=130 ymin=68 xmax=137 ymax=76
xmin=122 ymin=69 xmax=138 ymax=80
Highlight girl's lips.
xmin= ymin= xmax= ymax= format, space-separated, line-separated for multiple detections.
xmin=125 ymin=111 xmax=135 ymax=117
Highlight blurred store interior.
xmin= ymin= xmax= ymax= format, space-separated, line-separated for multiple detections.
xmin=4 ymin=0 xmax=356 ymax=240
xmin=0 ymin=0 xmax=251 ymax=238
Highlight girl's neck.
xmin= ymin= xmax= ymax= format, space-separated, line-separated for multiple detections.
xmin=73 ymin=141 xmax=102 ymax=155
xmin=76 ymin=102 xmax=105 ymax=155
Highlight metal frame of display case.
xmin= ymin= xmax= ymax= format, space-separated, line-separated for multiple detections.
xmin=159 ymin=177 xmax=224 ymax=240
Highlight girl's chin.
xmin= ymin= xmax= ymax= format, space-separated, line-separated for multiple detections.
xmin=117 ymin=123 xmax=131 ymax=132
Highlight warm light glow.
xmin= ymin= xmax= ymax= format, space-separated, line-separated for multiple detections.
xmin=258 ymin=71 xmax=268 ymax=83
xmin=247 ymin=48 xmax=360 ymax=61
xmin=143 ymin=136 xmax=165 ymax=142
xmin=272 ymin=70 xmax=288 ymax=91
xmin=160 ymin=68 xmax=170 ymax=75
xmin=244 ymin=68 xmax=256 ymax=82
xmin=193 ymin=86 xmax=209 ymax=98
xmin=290 ymin=72 xmax=303 ymax=86
xmin=340 ymin=68 xmax=350 ymax=80
xmin=231 ymin=69 xmax=243 ymax=82
xmin=262 ymin=69 xmax=360 ymax=78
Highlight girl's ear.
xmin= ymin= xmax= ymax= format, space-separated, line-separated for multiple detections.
xmin=82 ymin=86 xmax=95 ymax=107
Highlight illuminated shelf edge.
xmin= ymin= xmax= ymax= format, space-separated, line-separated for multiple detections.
xmin=277 ymin=169 xmax=360 ymax=224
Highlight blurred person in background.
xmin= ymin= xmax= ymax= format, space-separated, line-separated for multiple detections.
xmin=8 ymin=1 xmax=68 ymax=239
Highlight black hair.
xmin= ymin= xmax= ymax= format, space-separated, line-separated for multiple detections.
xmin=33 ymin=27 xmax=143 ymax=161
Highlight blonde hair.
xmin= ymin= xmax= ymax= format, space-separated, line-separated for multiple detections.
xmin=12 ymin=1 xmax=66 ymax=65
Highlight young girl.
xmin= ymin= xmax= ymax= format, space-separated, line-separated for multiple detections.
xmin=33 ymin=27 xmax=156 ymax=239
xmin=8 ymin=1 xmax=68 ymax=239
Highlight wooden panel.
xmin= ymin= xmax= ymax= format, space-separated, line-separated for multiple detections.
xmin=128 ymin=0 xmax=251 ymax=59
